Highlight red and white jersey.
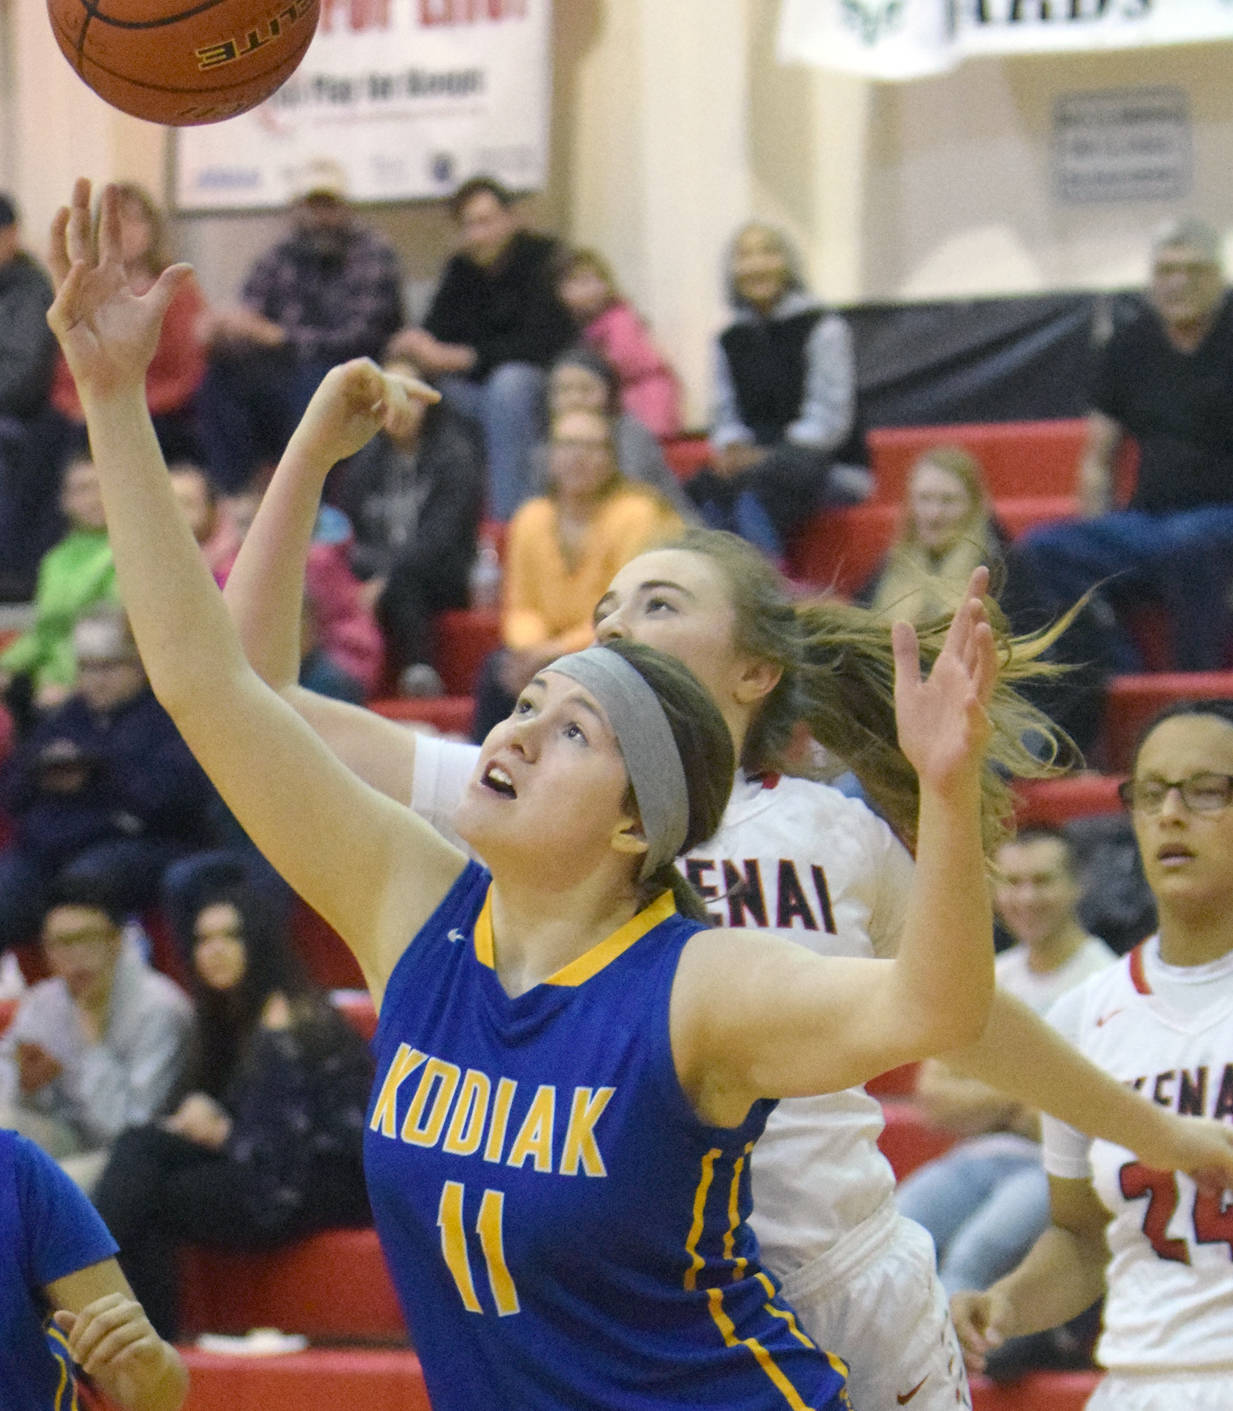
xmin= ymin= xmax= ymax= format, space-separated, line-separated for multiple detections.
xmin=1043 ymin=937 xmax=1233 ymax=1375
xmin=410 ymin=736 xmax=914 ymax=1279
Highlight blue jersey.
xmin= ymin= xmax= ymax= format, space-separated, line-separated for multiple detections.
xmin=1 ymin=1128 xmax=118 ymax=1410
xmin=365 ymin=862 xmax=851 ymax=1410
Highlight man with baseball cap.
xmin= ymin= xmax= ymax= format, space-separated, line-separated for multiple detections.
xmin=196 ymin=158 xmax=405 ymax=493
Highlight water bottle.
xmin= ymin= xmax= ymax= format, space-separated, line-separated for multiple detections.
xmin=469 ymin=534 xmax=502 ymax=610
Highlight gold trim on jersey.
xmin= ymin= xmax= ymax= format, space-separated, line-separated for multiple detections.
xmin=682 ymin=1149 xmax=836 ymax=1410
xmin=46 ymin=1322 xmax=80 ymax=1411
xmin=472 ymin=886 xmax=677 ymax=986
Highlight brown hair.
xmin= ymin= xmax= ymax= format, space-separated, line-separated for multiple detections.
xmin=109 ymin=181 xmax=174 ymax=275
xmin=602 ymin=638 xmax=734 ymax=923
xmin=653 ymin=528 xmax=1071 ymax=856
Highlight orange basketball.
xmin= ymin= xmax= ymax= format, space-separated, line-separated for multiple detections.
xmin=46 ymin=0 xmax=320 ymax=127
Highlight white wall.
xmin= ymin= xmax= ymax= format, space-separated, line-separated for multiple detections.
xmin=3 ymin=4 xmax=1233 ymax=423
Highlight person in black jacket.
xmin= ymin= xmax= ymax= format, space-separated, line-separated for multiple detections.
xmin=328 ymin=355 xmax=486 ymax=693
xmin=388 ymin=176 xmax=576 ymax=521
xmin=686 ymin=222 xmax=869 ymax=562
xmin=0 ymin=605 xmax=215 ymax=948
xmin=92 ymin=865 xmax=374 ymax=1339
xmin=0 ymin=193 xmax=59 ymax=598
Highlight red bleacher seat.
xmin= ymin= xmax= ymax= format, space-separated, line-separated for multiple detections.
xmin=178 ymin=1228 xmax=405 ymax=1343
xmin=370 ymin=694 xmax=475 ymax=737
xmin=970 ymin=1371 xmax=1101 ymax=1410
xmin=1013 ymin=775 xmax=1122 ymax=827
xmin=662 ymin=435 xmax=711 ymax=482
xmin=333 ymin=988 xmax=378 ymax=1042
xmin=0 ymin=995 xmax=17 ymax=1035
xmin=866 ymin=1062 xmax=920 ymax=1100
xmin=180 ymin=1347 xmax=430 ymax=1411
xmin=876 ymin=1099 xmax=958 ymax=1181
xmin=433 ymin=608 xmax=501 ymax=697
xmin=291 ymin=900 xmax=365 ymax=991
xmin=1103 ymin=671 xmax=1233 ymax=774
xmin=867 ymin=421 xmax=1088 ymax=504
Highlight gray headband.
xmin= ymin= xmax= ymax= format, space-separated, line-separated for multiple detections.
xmin=548 ymin=647 xmax=689 ymax=881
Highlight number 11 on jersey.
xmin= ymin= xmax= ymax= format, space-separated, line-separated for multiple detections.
xmin=438 ymin=1180 xmax=521 ymax=1315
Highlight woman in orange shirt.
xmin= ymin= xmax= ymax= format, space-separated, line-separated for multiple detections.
xmin=470 ymin=405 xmax=680 ymax=739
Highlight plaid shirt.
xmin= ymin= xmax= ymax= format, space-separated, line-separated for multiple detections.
xmin=241 ymin=221 xmax=404 ymax=364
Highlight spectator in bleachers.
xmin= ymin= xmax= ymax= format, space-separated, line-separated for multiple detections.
xmin=196 ymin=158 xmax=403 ymax=494
xmin=0 ymin=606 xmax=216 ymax=949
xmin=92 ymin=870 xmax=374 ymax=1340
xmin=1014 ymin=216 xmax=1233 ymax=672
xmin=897 ymin=827 xmax=1115 ymax=1297
xmin=0 ymin=192 xmax=58 ymax=602
xmin=215 ymin=487 xmax=384 ymax=700
xmin=49 ymin=183 xmax=205 ymax=468
xmin=0 ymin=454 xmax=117 ymax=732
xmin=1 ymin=1126 xmax=187 ymax=1410
xmin=0 ymin=877 xmax=192 ymax=1194
xmin=388 ymin=175 xmax=576 ymax=520
xmin=328 ymin=355 xmax=485 ymax=697
xmin=537 ymin=346 xmax=694 ymax=518
xmin=469 ymin=405 xmax=681 ymax=739
xmin=555 ymin=247 xmax=682 ymax=438
xmin=168 ymin=460 xmax=237 ymax=579
xmin=861 ymin=445 xmax=1007 ymax=623
xmin=685 ymin=221 xmax=870 ymax=561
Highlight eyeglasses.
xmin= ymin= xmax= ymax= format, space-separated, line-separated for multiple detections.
xmin=1118 ymin=773 xmax=1233 ymax=814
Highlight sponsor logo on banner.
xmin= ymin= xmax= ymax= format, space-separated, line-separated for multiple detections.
xmin=779 ymin=0 xmax=1233 ymax=80
xmin=175 ymin=0 xmax=551 ymax=209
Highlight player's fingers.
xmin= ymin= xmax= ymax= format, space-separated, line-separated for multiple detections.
xmin=47 ymin=260 xmax=90 ymax=336
xmin=147 ymin=263 xmax=196 ymax=319
xmin=47 ymin=206 xmax=72 ymax=286
xmin=65 ymin=178 xmax=93 ymax=267
xmin=890 ymin=619 xmax=922 ymax=693
xmin=387 ymin=371 xmax=441 ymax=405
xmin=97 ymin=183 xmax=122 ymax=265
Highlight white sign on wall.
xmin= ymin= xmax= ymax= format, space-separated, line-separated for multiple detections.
xmin=778 ymin=0 xmax=1233 ymax=80
xmin=1053 ymin=87 xmax=1191 ymax=205
xmin=174 ymin=0 xmax=552 ymax=211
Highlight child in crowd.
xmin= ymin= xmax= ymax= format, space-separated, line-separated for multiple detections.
xmin=557 ymin=248 xmax=682 ymax=438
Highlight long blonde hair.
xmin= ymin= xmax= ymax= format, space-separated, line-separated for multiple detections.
xmin=870 ymin=446 xmax=995 ymax=624
xmin=655 ymin=528 xmax=1072 ymax=856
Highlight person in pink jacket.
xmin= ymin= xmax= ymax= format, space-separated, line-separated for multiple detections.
xmin=557 ymin=248 xmax=682 ymax=438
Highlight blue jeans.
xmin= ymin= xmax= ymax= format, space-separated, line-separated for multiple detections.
xmin=896 ymin=1136 xmax=1051 ymax=1295
xmin=1015 ymin=506 xmax=1233 ymax=671
xmin=438 ymin=363 xmax=547 ymax=521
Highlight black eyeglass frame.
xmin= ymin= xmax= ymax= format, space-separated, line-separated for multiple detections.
xmin=1117 ymin=773 xmax=1233 ymax=814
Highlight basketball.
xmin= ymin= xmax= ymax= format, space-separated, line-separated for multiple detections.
xmin=46 ymin=0 xmax=320 ymax=127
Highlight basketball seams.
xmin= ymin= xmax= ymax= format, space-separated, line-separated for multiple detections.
xmin=64 ymin=0 xmax=233 ymax=28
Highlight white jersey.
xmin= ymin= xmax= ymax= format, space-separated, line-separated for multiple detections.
xmin=1043 ymin=937 xmax=1233 ymax=1376
xmin=994 ymin=935 xmax=1116 ymax=1018
xmin=410 ymin=735 xmax=914 ymax=1278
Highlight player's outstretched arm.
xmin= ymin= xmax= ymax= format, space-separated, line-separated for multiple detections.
xmin=950 ymin=1175 xmax=1109 ymax=1375
xmin=47 ymin=1263 xmax=186 ymax=1411
xmin=47 ymin=179 xmax=464 ymax=1001
xmin=673 ymin=571 xmax=997 ymax=1120
xmin=223 ymin=358 xmax=437 ymax=803
xmin=946 ymin=988 xmax=1233 ymax=1190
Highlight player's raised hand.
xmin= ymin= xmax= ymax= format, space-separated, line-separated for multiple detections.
xmin=290 ymin=357 xmax=441 ymax=468
xmin=892 ymin=566 xmax=996 ymax=795
xmin=949 ymin=1286 xmax=1013 ymax=1375
xmin=47 ymin=179 xmax=194 ymax=402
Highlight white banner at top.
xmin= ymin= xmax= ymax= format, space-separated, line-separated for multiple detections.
xmin=778 ymin=0 xmax=1233 ymax=81
xmin=175 ymin=0 xmax=551 ymax=210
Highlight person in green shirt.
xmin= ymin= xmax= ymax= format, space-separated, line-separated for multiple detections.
xmin=0 ymin=454 xmax=117 ymax=730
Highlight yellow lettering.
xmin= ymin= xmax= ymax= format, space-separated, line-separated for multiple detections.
xmin=506 ymin=1085 xmax=556 ymax=1172
xmin=196 ymin=40 xmax=238 ymax=68
xmin=401 ymin=1057 xmax=461 ymax=1146
xmin=368 ymin=1044 xmax=426 ymax=1137
xmin=559 ymin=1086 xmax=613 ymax=1177
xmin=482 ymin=1076 xmax=518 ymax=1163
xmin=442 ymin=1069 xmax=492 ymax=1157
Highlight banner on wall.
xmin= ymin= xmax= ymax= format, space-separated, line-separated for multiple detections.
xmin=778 ymin=1 xmax=1233 ymax=81
xmin=174 ymin=0 xmax=551 ymax=211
